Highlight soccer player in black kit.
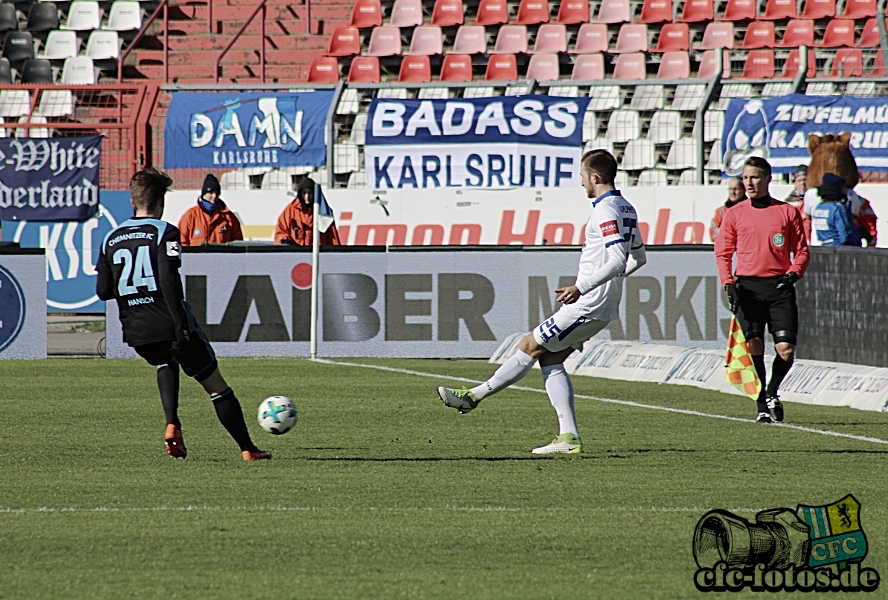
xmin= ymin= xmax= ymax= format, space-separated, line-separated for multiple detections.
xmin=96 ymin=168 xmax=271 ymax=461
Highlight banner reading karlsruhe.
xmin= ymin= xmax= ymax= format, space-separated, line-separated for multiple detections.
xmin=163 ymin=91 xmax=334 ymax=170
xmin=365 ymin=96 xmax=591 ymax=189
xmin=722 ymin=95 xmax=888 ymax=176
xmin=0 ymin=136 xmax=101 ymax=222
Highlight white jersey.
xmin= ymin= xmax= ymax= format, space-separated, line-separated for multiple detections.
xmin=802 ymin=188 xmax=865 ymax=247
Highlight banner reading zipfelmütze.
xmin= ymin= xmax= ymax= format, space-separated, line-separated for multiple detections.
xmin=366 ymin=96 xmax=591 ymax=189
xmin=163 ymin=91 xmax=333 ymax=170
xmin=0 ymin=136 xmax=101 ymax=222
xmin=722 ymin=95 xmax=888 ymax=176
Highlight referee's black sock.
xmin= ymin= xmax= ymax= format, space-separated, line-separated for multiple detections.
xmin=751 ymin=354 xmax=768 ymax=412
xmin=767 ymin=354 xmax=794 ymax=397
xmin=157 ymin=364 xmax=181 ymax=429
xmin=211 ymin=388 xmax=258 ymax=452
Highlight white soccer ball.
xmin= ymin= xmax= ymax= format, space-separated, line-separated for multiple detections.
xmin=257 ymin=396 xmax=298 ymax=435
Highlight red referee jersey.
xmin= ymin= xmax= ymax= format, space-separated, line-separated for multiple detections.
xmin=714 ymin=197 xmax=810 ymax=286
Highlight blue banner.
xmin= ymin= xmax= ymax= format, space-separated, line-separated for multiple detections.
xmin=366 ymin=96 xmax=591 ymax=189
xmin=164 ymin=91 xmax=333 ymax=170
xmin=723 ymin=95 xmax=888 ymax=176
xmin=0 ymin=136 xmax=101 ymax=222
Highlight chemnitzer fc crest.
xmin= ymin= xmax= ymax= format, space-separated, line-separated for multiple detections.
xmin=798 ymin=495 xmax=867 ymax=568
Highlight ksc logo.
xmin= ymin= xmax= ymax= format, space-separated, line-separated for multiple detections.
xmin=0 ymin=264 xmax=26 ymax=352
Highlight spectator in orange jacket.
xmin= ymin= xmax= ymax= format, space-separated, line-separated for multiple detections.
xmin=274 ymin=177 xmax=341 ymax=246
xmin=178 ymin=174 xmax=244 ymax=246
xmin=709 ymin=177 xmax=747 ymax=242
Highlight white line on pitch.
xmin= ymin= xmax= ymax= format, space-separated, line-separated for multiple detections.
xmin=314 ymin=359 xmax=888 ymax=447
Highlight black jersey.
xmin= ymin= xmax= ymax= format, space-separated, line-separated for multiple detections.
xmin=96 ymin=217 xmax=188 ymax=347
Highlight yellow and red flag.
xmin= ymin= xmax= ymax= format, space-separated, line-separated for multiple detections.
xmin=724 ymin=317 xmax=762 ymax=399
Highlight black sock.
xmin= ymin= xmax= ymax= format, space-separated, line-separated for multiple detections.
xmin=212 ymin=388 xmax=257 ymax=452
xmin=751 ymin=354 xmax=768 ymax=412
xmin=157 ymin=364 xmax=180 ymax=429
xmin=767 ymin=354 xmax=794 ymax=397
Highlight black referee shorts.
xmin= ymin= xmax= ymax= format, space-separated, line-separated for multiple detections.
xmin=133 ymin=325 xmax=218 ymax=382
xmin=735 ymin=275 xmax=798 ymax=345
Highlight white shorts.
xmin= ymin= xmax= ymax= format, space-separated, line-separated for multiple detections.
xmin=531 ymin=304 xmax=610 ymax=353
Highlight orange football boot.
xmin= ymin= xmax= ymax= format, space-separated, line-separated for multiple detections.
xmin=164 ymin=424 xmax=187 ymax=459
xmin=242 ymin=449 xmax=272 ymax=461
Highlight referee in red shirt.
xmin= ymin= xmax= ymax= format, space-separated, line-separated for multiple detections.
xmin=715 ymin=157 xmax=810 ymax=424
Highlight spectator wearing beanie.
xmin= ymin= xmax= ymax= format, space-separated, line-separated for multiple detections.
xmin=273 ymin=177 xmax=341 ymax=246
xmin=178 ymin=174 xmax=244 ymax=246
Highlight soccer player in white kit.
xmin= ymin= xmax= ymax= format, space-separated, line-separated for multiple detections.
xmin=437 ymin=150 xmax=647 ymax=454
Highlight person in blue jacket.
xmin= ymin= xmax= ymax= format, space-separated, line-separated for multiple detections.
xmin=811 ymin=173 xmax=862 ymax=247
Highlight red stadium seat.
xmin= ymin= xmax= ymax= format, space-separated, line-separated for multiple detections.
xmin=858 ymin=18 xmax=886 ymax=48
xmin=570 ymin=23 xmax=609 ymax=53
xmin=697 ymin=49 xmax=730 ymax=78
xmin=594 ymin=0 xmax=631 ymax=23
xmin=761 ymin=0 xmax=798 ymax=20
xmin=407 ymin=26 xmax=443 ymax=55
xmin=678 ymin=0 xmax=714 ymax=22
xmin=841 ymin=0 xmax=876 ymax=19
xmin=867 ymin=50 xmax=884 ymax=76
xmin=828 ymin=48 xmax=863 ymax=76
xmin=431 ymin=0 xmax=464 ymax=26
xmin=775 ymin=19 xmax=814 ymax=48
xmin=474 ymin=0 xmax=509 ymax=25
xmin=657 ymin=50 xmax=690 ymax=78
xmin=350 ymin=0 xmax=383 ymax=29
xmin=440 ymin=53 xmax=474 ymax=80
xmin=781 ymin=47 xmax=816 ymax=77
xmin=491 ymin=25 xmax=528 ymax=54
xmin=738 ymin=49 xmax=774 ymax=78
xmin=307 ymin=56 xmax=340 ymax=82
xmin=613 ymin=23 xmax=648 ymax=52
xmin=637 ymin=0 xmax=672 ymax=23
xmin=365 ymin=26 xmax=402 ymax=56
xmin=718 ymin=0 xmax=756 ymax=21
xmin=800 ymin=0 xmax=835 ymax=19
xmin=532 ymin=24 xmax=568 ymax=53
xmin=817 ymin=19 xmax=855 ymax=47
xmin=514 ymin=0 xmax=550 ymax=24
xmin=652 ymin=23 xmax=689 ymax=52
xmin=739 ymin=21 xmax=775 ymax=48
xmin=484 ymin=53 xmax=519 ymax=79
xmin=697 ymin=22 xmax=734 ymax=49
xmin=613 ymin=52 xmax=646 ymax=78
xmin=399 ymin=55 xmax=432 ymax=81
xmin=451 ymin=25 xmax=487 ymax=54
xmin=348 ymin=56 xmax=381 ymax=82
xmin=571 ymin=53 xmax=605 ymax=79
xmin=526 ymin=53 xmax=560 ymax=80
xmin=326 ymin=26 xmax=361 ymax=57
xmin=555 ymin=0 xmax=589 ymax=24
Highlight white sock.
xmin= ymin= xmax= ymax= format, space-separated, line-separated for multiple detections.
xmin=471 ymin=350 xmax=536 ymax=400
xmin=542 ymin=364 xmax=578 ymax=436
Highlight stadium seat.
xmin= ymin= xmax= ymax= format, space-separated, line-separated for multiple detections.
xmin=637 ymin=0 xmax=672 ymax=23
xmin=841 ymin=0 xmax=876 ymax=19
xmin=761 ymin=0 xmax=798 ymax=19
xmin=805 ymin=81 xmax=837 ymax=95
xmin=21 ymin=58 xmax=52 ymax=82
xmin=800 ymin=0 xmax=835 ymax=19
xmin=3 ymin=32 xmax=33 ymax=63
xmin=613 ymin=52 xmax=646 ymax=78
xmin=35 ymin=89 xmax=73 ymax=117
xmin=630 ymin=84 xmax=665 ymax=109
xmin=738 ymin=49 xmax=775 ymax=78
xmin=829 ymin=48 xmax=863 ymax=76
xmin=677 ymin=169 xmax=697 ymax=185
xmin=105 ymin=1 xmax=142 ymax=32
xmin=657 ymin=51 xmax=690 ymax=78
xmin=613 ymin=24 xmax=648 ymax=53
xmin=571 ymin=53 xmax=605 ymax=78
xmin=577 ymin=109 xmax=595 ymax=140
xmin=548 ymin=83 xmax=580 ymax=96
xmin=532 ymin=24 xmax=567 ymax=53
xmin=570 ymin=23 xmax=608 ymax=53
xmin=399 ymin=55 xmax=432 ymax=81
xmin=584 ymin=137 xmax=614 ymax=154
xmin=858 ymin=18 xmax=884 ymax=47
xmin=347 ymin=170 xmax=367 ymax=189
xmin=348 ymin=56 xmax=381 ymax=82
xmin=431 ymin=0 xmax=464 ymax=26
xmin=697 ymin=49 xmax=730 ymax=78
xmin=27 ymin=3 xmax=59 ymax=32
xmin=671 ymin=83 xmax=706 ymax=109
xmin=664 ymin=137 xmax=697 ymax=169
xmin=593 ymin=0 xmax=631 ymax=23
xmin=474 ymin=0 xmax=509 ymax=25
xmin=336 ymin=88 xmax=360 ymax=114
xmin=614 ymin=170 xmax=629 ymax=186
xmin=652 ymin=23 xmax=689 ymax=52
xmin=697 ymin=22 xmax=734 ymax=49
xmin=817 ymin=19 xmax=855 ymax=47
xmin=738 ymin=21 xmax=775 ymax=48
xmin=0 ymin=59 xmax=11 ymax=84
xmin=63 ymin=1 xmax=101 ymax=31
xmin=866 ymin=50 xmax=884 ymax=76
xmin=39 ymin=30 xmax=78 ymax=60
xmin=491 ymin=25 xmax=528 ymax=54
xmin=846 ymin=80 xmax=876 ymax=95
xmin=703 ymin=109 xmax=724 ymax=141
xmin=389 ymin=0 xmax=423 ymax=28
xmin=335 ymin=143 xmax=360 ymax=175
xmin=484 ymin=53 xmax=518 ymax=79
xmin=61 ymin=56 xmax=94 ymax=83
xmin=775 ymin=19 xmax=814 ymax=47
xmin=647 ymin=110 xmax=681 ymax=144
xmin=526 ymin=53 xmax=559 ymax=80
xmin=365 ymin=26 xmax=402 ymax=56
xmin=350 ymin=0 xmax=383 ymax=28
xmin=0 ymin=90 xmax=29 ymax=117
xmin=464 ymin=86 xmax=496 ymax=97
xmin=307 ymin=56 xmax=340 ymax=82
xmin=407 ymin=26 xmax=443 ymax=55
xmin=719 ymin=82 xmax=752 ymax=102
xmin=620 ymin=139 xmax=656 ymax=169
xmin=638 ymin=169 xmax=667 ymax=186
xmin=761 ymin=81 xmax=793 ymax=96
xmin=85 ymin=30 xmax=119 ymax=60
xmin=718 ymin=0 xmax=756 ymax=21
xmin=555 ymin=0 xmax=589 ymax=24
xmin=261 ymin=170 xmax=293 ymax=191
xmin=16 ymin=115 xmax=50 ymax=138
xmin=588 ymin=85 xmax=621 ymax=110
xmin=376 ymin=88 xmax=408 ymax=99
xmin=514 ymin=0 xmax=550 ymax=24
xmin=0 ymin=4 xmax=17 ymax=34
xmin=781 ymin=47 xmax=816 ymax=77
xmin=350 ymin=113 xmax=367 ymax=145
xmin=451 ymin=25 xmax=487 ymax=54
xmin=440 ymin=53 xmax=473 ymax=80
xmin=678 ymin=0 xmax=714 ymax=22
xmin=606 ymin=109 xmax=641 ymax=142
xmin=326 ymin=26 xmax=361 ymax=57
xmin=220 ymin=171 xmax=248 ymax=190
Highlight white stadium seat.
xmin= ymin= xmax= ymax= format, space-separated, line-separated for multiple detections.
xmin=629 ymin=84 xmax=665 ymax=111
xmin=665 ymin=137 xmax=698 ymax=170
xmin=63 ymin=1 xmax=102 ymax=31
xmin=587 ymin=85 xmax=622 ymax=111
xmin=40 ymin=30 xmax=78 ymax=60
xmin=61 ymin=56 xmax=95 ymax=84
xmin=647 ymin=110 xmax=681 ymax=144
xmin=605 ymin=109 xmax=640 ymax=143
xmin=638 ymin=169 xmax=668 ymax=186
xmin=86 ymin=30 xmax=120 ymax=60
xmin=620 ymin=139 xmax=657 ymax=170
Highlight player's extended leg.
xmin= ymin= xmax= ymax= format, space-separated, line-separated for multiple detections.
xmin=199 ymin=368 xmax=271 ymax=461
xmin=531 ymin=348 xmax=583 ymax=455
xmin=157 ymin=363 xmax=186 ymax=458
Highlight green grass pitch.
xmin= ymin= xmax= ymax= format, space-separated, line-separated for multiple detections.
xmin=1 ymin=357 xmax=887 ymax=600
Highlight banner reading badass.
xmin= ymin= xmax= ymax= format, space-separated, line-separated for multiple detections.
xmin=366 ymin=96 xmax=591 ymax=189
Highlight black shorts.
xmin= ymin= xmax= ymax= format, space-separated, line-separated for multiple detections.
xmin=133 ymin=325 xmax=218 ymax=382
xmin=735 ymin=275 xmax=798 ymax=344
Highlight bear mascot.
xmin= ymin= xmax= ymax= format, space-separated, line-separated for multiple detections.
xmin=803 ymin=132 xmax=878 ymax=246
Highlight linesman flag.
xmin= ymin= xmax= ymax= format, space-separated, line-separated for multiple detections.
xmin=724 ymin=317 xmax=762 ymax=399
